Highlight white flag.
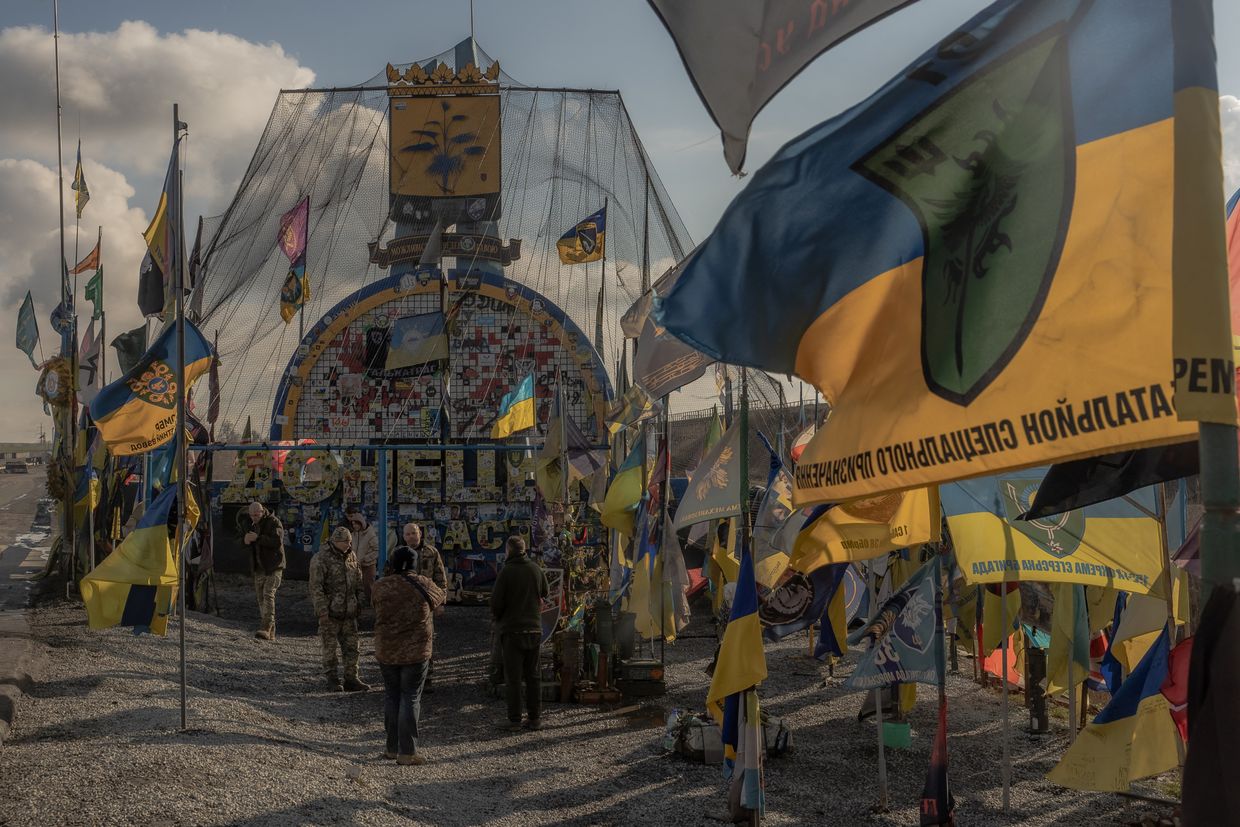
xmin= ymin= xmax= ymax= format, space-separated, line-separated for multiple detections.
xmin=78 ymin=318 xmax=101 ymax=404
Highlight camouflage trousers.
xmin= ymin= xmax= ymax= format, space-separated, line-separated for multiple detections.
xmin=253 ymin=571 xmax=282 ymax=631
xmin=319 ymin=617 xmax=360 ymax=679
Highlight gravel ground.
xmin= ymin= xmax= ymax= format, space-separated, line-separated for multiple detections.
xmin=0 ymin=576 xmax=1179 ymax=827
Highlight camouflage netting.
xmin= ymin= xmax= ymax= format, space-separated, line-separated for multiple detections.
xmin=193 ymin=40 xmax=695 ymax=439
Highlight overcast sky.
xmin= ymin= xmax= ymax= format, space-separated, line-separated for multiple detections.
xmin=0 ymin=0 xmax=1237 ymax=441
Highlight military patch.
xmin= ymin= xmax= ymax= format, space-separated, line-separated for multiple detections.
xmin=999 ymin=477 xmax=1084 ymax=559
xmin=854 ymin=30 xmax=1075 ymax=405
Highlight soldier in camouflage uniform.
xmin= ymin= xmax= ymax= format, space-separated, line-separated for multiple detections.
xmin=309 ymin=527 xmax=370 ymax=692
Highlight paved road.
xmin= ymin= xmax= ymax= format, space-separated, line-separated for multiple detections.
xmin=0 ymin=469 xmax=52 ymax=612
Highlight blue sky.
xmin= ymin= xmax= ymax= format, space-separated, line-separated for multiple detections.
xmin=10 ymin=0 xmax=1238 ymax=240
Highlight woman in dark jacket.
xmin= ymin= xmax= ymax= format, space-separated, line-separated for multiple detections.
xmin=372 ymin=546 xmax=446 ymax=765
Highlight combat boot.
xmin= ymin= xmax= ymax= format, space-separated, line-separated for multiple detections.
xmin=326 ymin=672 xmax=344 ymax=692
xmin=343 ymin=676 xmax=370 ymax=692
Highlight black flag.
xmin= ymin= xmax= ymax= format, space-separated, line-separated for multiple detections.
xmin=109 ymin=324 xmax=149 ymax=376
xmin=1021 ymin=442 xmax=1197 ymax=520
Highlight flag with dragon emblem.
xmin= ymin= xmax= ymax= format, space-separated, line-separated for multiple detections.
xmin=656 ymin=0 xmax=1235 ymax=505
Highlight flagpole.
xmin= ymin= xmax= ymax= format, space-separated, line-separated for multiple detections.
xmin=172 ymin=103 xmax=189 ymax=731
xmin=97 ymin=227 xmax=105 ymax=396
xmin=1066 ymin=588 xmax=1076 ymax=746
xmin=737 ymin=367 xmax=759 ymax=827
xmin=999 ymin=573 xmax=1011 ymax=812
xmin=1154 ymin=486 xmax=1187 ymax=766
xmin=867 ymin=562 xmax=889 ymax=810
xmin=659 ymin=402 xmax=669 ymax=664
xmin=52 ymin=0 xmax=78 ymax=591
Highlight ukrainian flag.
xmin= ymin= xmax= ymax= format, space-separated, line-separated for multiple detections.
xmin=601 ymin=439 xmax=643 ymax=536
xmin=1047 ymin=629 xmax=1180 ymax=791
xmin=789 ymin=487 xmax=938 ymax=572
xmin=706 ymin=538 xmax=766 ymax=724
xmin=490 ymin=374 xmax=536 ymax=439
xmin=80 ymin=487 xmax=180 ymax=636
xmin=556 ymin=207 xmax=606 ymax=264
xmin=942 ymin=467 xmax=1168 ymax=597
xmin=657 ymin=0 xmax=1234 ymax=505
xmin=89 ymin=319 xmax=215 ymax=456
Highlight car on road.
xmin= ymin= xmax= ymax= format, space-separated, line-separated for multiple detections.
xmin=5 ymin=461 xmax=28 ymax=474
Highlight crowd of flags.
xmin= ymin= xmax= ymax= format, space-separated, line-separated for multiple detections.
xmin=13 ymin=0 xmax=1240 ymax=818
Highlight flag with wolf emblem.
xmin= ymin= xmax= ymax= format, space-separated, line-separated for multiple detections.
xmin=656 ymin=0 xmax=1235 ymax=505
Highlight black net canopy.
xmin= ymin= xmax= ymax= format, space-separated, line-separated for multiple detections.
xmin=194 ymin=39 xmax=695 ymax=442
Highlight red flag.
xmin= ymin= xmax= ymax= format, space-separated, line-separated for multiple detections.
xmin=919 ymin=695 xmax=956 ymax=826
xmin=1161 ymin=635 xmax=1192 ymax=742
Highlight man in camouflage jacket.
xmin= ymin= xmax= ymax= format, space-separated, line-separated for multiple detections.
xmin=309 ymin=526 xmax=370 ymax=692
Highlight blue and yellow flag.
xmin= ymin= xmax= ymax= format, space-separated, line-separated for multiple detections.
xmin=707 ymin=535 xmax=767 ymax=724
xmin=1047 ymin=629 xmax=1180 ymax=791
xmin=80 ymin=487 xmax=180 ymax=636
xmin=790 ymin=487 xmax=939 ymax=572
xmin=556 ymin=207 xmax=606 ymax=264
xmin=605 ymin=382 xmax=661 ymax=435
xmin=942 ymin=467 xmax=1168 ymax=596
xmin=601 ymin=439 xmax=643 ymax=537
xmin=844 ymin=556 xmax=944 ymax=690
xmin=658 ymin=0 xmax=1235 ymax=505
xmin=491 ymin=374 xmax=536 ymax=439
xmin=89 ymin=318 xmax=215 ymax=456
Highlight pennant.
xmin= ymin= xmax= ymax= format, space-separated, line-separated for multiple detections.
xmin=556 ymin=207 xmax=606 ymax=264
xmin=1046 ymin=583 xmax=1090 ymax=696
xmin=139 ymin=138 xmax=181 ymax=318
xmin=84 ymin=267 xmax=104 ymax=320
xmin=49 ymin=300 xmax=74 ymax=337
xmin=418 ymin=218 xmax=445 ymax=268
xmin=77 ymin=318 xmax=102 ymax=405
xmin=1048 ymin=629 xmax=1180 ymax=791
xmin=491 ymin=374 xmax=536 ymax=439
xmin=69 ymin=239 xmax=100 ymax=275
xmin=536 ymin=405 xmax=605 ymax=503
xmin=943 ymin=467 xmax=1168 ymax=596
xmin=89 ymin=319 xmax=216 ymax=455
xmin=751 ymin=434 xmax=793 ymax=587
xmin=980 ymin=583 xmax=1020 ymax=658
xmin=72 ymin=140 xmax=90 ymax=218
xmin=657 ymin=0 xmax=1235 ymax=506
xmin=277 ymin=196 xmax=310 ymax=323
xmin=15 ymin=291 xmax=39 ymax=369
xmin=673 ymin=422 xmax=743 ymax=529
xmin=647 ymin=0 xmax=922 ymax=174
xmin=789 ymin=486 xmax=938 ymax=571
xmin=844 ymin=556 xmax=943 ymax=690
xmin=632 ymin=314 xmax=713 ymax=399
xmin=80 ymin=487 xmax=181 ymax=636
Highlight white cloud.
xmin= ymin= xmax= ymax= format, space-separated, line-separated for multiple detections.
xmin=0 ymin=21 xmax=315 ymax=205
xmin=0 ymin=158 xmax=151 ymax=435
xmin=0 ymin=21 xmax=316 ymax=439
xmin=1222 ymin=94 xmax=1240 ymax=198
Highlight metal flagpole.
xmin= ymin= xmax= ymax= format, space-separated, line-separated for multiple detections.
xmin=53 ymin=0 xmax=78 ymax=590
xmin=172 ymin=104 xmax=189 ymax=731
xmin=737 ymin=368 xmax=760 ymax=827
xmin=867 ymin=563 xmax=889 ymax=810
xmin=1000 ymin=572 xmax=1012 ymax=812
xmin=1066 ymin=588 xmax=1077 ymax=746
xmin=659 ymin=403 xmax=669 ymax=663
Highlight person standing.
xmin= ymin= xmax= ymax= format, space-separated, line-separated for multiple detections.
xmin=346 ymin=505 xmax=379 ymax=599
xmin=237 ymin=500 xmax=284 ymax=640
xmin=490 ymin=536 xmax=548 ymax=731
xmin=395 ymin=522 xmax=448 ymax=690
xmin=309 ymin=527 xmax=369 ymax=692
xmin=372 ymin=546 xmax=446 ymax=765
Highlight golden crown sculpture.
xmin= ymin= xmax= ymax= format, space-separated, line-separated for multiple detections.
xmin=385 ymin=61 xmax=501 ymax=96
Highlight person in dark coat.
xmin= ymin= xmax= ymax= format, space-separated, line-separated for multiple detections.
xmin=372 ymin=546 xmax=446 ymax=765
xmin=236 ymin=500 xmax=285 ymax=640
xmin=490 ymin=536 xmax=549 ymax=731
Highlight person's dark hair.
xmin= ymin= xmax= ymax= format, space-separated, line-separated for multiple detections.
xmin=386 ymin=546 xmax=416 ymax=575
xmin=505 ymin=535 xmax=526 ymax=556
